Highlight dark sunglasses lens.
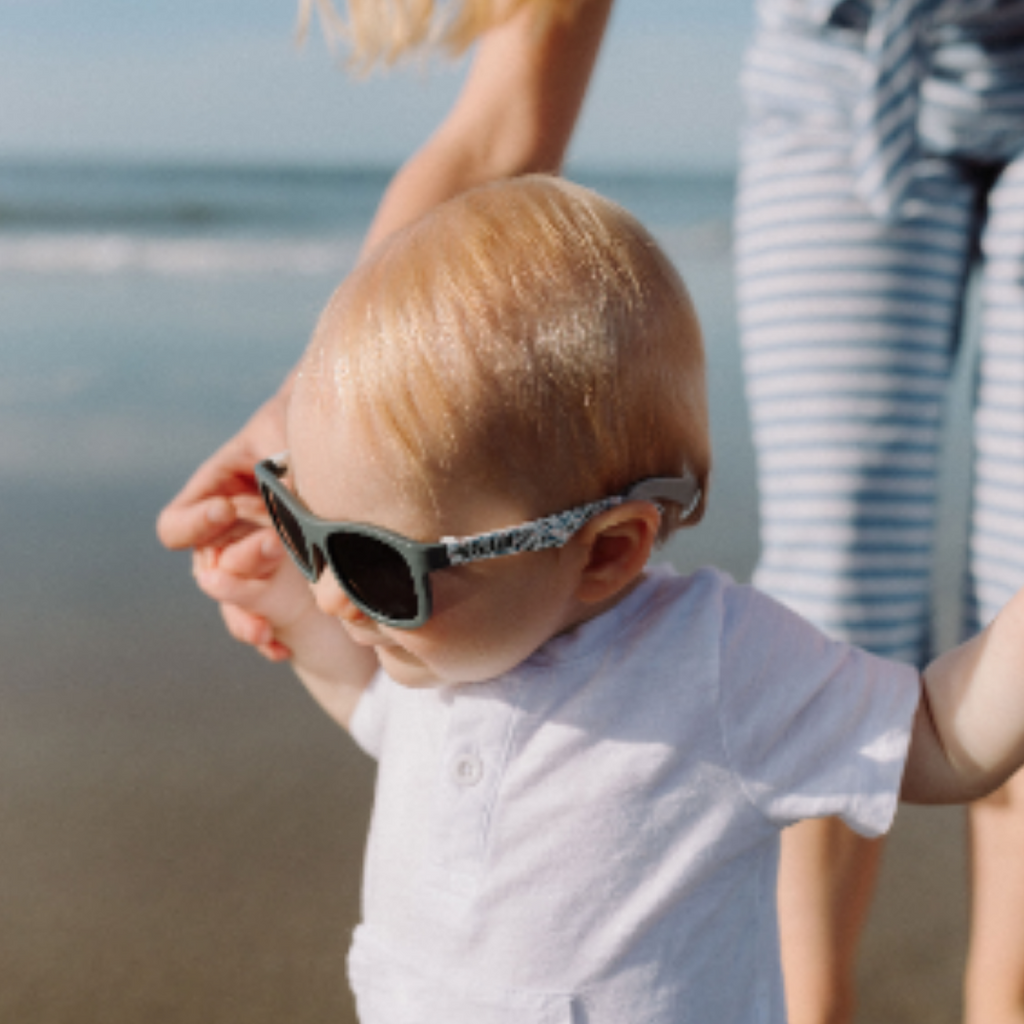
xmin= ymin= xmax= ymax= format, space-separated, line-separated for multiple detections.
xmin=262 ymin=487 xmax=314 ymax=575
xmin=327 ymin=533 xmax=419 ymax=623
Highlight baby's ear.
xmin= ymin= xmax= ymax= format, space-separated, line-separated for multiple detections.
xmin=574 ymin=503 xmax=662 ymax=605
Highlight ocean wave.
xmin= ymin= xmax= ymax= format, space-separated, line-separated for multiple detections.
xmin=656 ymin=220 xmax=733 ymax=260
xmin=0 ymin=221 xmax=731 ymax=277
xmin=0 ymin=233 xmax=362 ymax=277
xmin=0 ymin=199 xmax=244 ymax=231
xmin=0 ymin=161 xmax=394 ymax=234
xmin=0 ymin=162 xmax=735 ymax=275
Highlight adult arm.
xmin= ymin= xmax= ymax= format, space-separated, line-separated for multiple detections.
xmin=156 ymin=0 xmax=612 ymax=553
xmin=157 ymin=0 xmax=612 ymax=651
xmin=156 ymin=373 xmax=294 ymax=553
xmin=359 ymin=0 xmax=614 ymax=256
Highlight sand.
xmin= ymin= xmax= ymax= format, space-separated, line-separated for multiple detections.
xmin=0 ymin=479 xmax=971 ymax=1023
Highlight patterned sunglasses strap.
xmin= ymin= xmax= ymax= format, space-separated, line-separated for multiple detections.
xmin=444 ymin=497 xmax=623 ymax=566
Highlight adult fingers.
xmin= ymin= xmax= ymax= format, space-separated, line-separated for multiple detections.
xmin=158 ymin=475 xmax=272 ymax=555
xmin=156 ymin=443 xmax=256 ymax=550
xmin=231 ymin=492 xmax=273 ymax=528
xmin=156 ymin=397 xmax=282 ymax=552
xmin=157 ymin=462 xmax=276 ymax=552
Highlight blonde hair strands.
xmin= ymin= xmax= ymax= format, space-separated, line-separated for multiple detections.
xmin=296 ymin=0 xmax=589 ymax=69
xmin=299 ymin=176 xmax=710 ymax=536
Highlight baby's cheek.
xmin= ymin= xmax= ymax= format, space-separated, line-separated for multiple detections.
xmin=429 ymin=566 xmax=485 ymax=621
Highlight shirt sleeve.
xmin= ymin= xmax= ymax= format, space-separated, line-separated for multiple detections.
xmin=716 ymin=581 xmax=921 ymax=837
xmin=348 ymin=669 xmax=394 ymax=760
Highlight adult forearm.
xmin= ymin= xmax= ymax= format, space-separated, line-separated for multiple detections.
xmin=359 ymin=136 xmax=499 ymax=257
xmin=359 ymin=0 xmax=613 ymax=258
xmin=358 ymin=103 xmax=572 ymax=259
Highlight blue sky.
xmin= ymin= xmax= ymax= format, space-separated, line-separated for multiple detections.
xmin=0 ymin=0 xmax=753 ymax=171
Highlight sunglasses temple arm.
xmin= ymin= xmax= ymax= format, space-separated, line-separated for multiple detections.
xmin=426 ymin=546 xmax=453 ymax=571
xmin=441 ymin=499 xmax=620 ymax=568
xmin=626 ymin=472 xmax=702 ymax=521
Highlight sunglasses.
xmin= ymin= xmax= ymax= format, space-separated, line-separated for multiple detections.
xmin=255 ymin=453 xmax=701 ymax=630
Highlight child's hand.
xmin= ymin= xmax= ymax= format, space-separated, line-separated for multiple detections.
xmin=193 ymin=499 xmax=379 ymax=729
xmin=182 ymin=489 xmax=295 ymax=659
xmin=192 ymin=504 xmax=315 ymax=663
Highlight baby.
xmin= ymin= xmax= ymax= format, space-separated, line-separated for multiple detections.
xmin=196 ymin=176 xmax=1024 ymax=1024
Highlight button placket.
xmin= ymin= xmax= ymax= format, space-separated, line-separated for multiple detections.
xmin=449 ymin=749 xmax=485 ymax=788
xmin=432 ymin=680 xmax=519 ymax=891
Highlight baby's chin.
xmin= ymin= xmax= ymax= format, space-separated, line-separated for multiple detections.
xmin=374 ymin=644 xmax=503 ymax=691
xmin=375 ymin=645 xmax=443 ymax=689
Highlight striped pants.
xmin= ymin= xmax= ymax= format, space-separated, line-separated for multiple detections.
xmin=737 ymin=23 xmax=1024 ymax=665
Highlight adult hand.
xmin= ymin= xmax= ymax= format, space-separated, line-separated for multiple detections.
xmin=158 ymin=379 xmax=294 ymax=658
xmin=158 ymin=0 xmax=612 ymax=658
xmin=157 ymin=382 xmax=290 ymax=552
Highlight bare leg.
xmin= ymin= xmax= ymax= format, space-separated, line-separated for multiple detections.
xmin=778 ymin=819 xmax=884 ymax=1024
xmin=964 ymin=769 xmax=1024 ymax=1024
xmin=962 ymin=157 xmax=1024 ymax=1024
xmin=737 ymin=30 xmax=976 ymax=1024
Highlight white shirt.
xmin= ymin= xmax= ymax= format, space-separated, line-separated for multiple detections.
xmin=347 ymin=566 xmax=920 ymax=1024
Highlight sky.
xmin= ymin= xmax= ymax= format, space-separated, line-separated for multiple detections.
xmin=0 ymin=0 xmax=753 ymax=172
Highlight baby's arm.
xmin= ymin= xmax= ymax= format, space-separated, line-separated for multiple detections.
xmin=903 ymin=587 xmax=1024 ymax=804
xmin=193 ymin=518 xmax=378 ymax=730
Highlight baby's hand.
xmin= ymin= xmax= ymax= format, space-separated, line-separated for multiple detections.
xmin=193 ymin=514 xmax=315 ymax=663
xmin=195 ymin=503 xmax=378 ymax=729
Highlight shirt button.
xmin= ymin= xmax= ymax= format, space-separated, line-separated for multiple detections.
xmin=450 ymin=753 xmax=484 ymax=788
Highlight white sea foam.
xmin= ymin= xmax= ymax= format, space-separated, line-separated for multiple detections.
xmin=0 ymin=223 xmax=732 ymax=277
xmin=0 ymin=233 xmax=362 ymax=277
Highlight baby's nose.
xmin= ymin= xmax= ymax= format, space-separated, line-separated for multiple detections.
xmin=312 ymin=574 xmax=370 ymax=625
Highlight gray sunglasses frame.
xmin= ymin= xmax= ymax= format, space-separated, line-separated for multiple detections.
xmin=255 ymin=453 xmax=701 ymax=630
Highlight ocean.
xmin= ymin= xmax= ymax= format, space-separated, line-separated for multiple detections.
xmin=2 ymin=158 xmax=975 ymax=590
xmin=0 ymin=160 xmax=753 ymax=569
xmin=0 ymin=160 xmax=974 ymax=1023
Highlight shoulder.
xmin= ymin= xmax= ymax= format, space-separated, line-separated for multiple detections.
xmin=632 ymin=563 xmax=767 ymax=642
xmin=617 ymin=564 xmax=867 ymax=672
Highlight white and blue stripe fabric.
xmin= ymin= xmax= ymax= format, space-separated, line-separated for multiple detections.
xmin=738 ymin=0 xmax=1024 ymax=664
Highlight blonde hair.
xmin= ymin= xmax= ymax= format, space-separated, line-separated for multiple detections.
xmin=296 ymin=0 xmax=587 ymax=70
xmin=298 ymin=176 xmax=710 ymax=539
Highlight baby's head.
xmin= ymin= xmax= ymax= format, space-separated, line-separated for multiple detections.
xmin=273 ymin=176 xmax=712 ymax=685
xmin=295 ymin=174 xmax=710 ymax=535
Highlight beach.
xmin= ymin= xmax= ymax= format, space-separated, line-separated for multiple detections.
xmin=0 ymin=162 xmax=978 ymax=1022
xmin=0 ymin=479 xmax=973 ymax=1023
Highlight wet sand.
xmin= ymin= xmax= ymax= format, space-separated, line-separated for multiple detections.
xmin=0 ymin=478 xmax=970 ymax=1023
